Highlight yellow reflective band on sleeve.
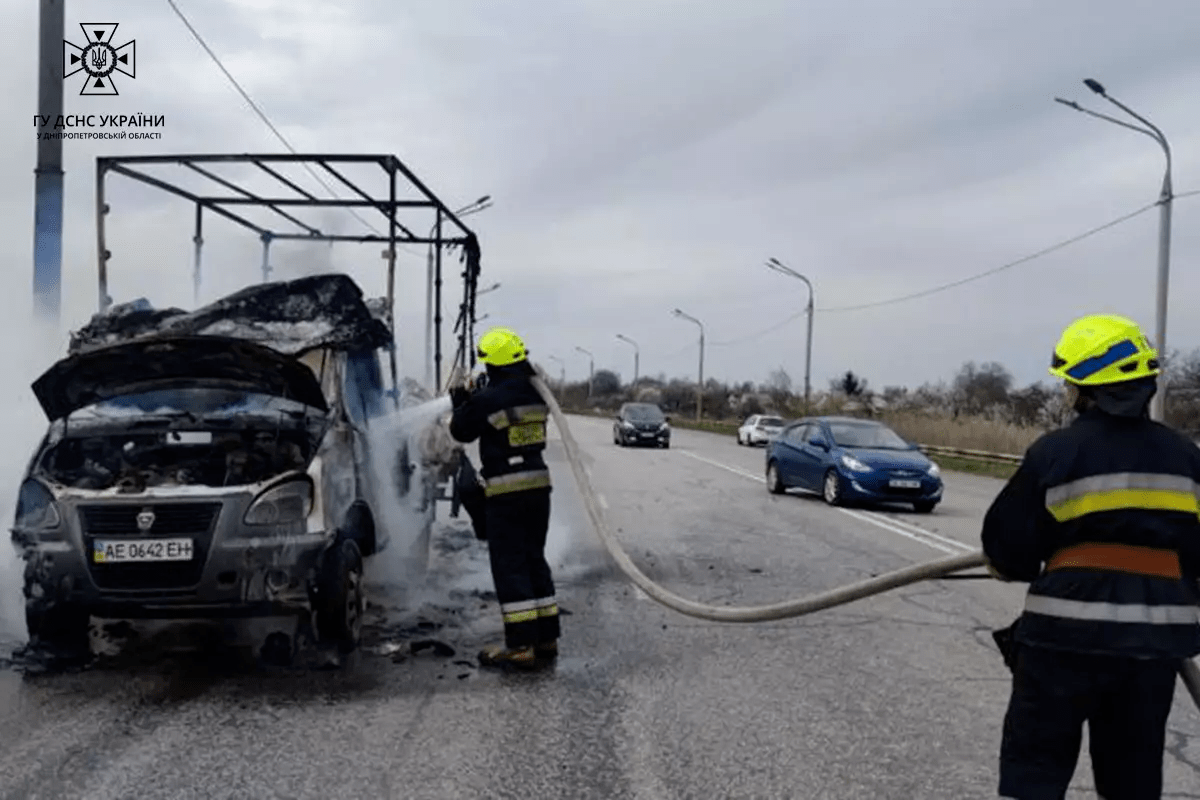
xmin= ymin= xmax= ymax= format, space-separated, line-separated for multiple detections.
xmin=1045 ymin=472 xmax=1200 ymax=522
xmin=487 ymin=405 xmax=549 ymax=430
xmin=483 ymin=469 xmax=551 ymax=497
xmin=536 ymin=604 xmax=558 ymax=618
xmin=503 ymin=609 xmax=539 ymax=624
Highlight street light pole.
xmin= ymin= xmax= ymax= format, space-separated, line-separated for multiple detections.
xmin=766 ymin=257 xmax=814 ymax=411
xmin=672 ymin=309 xmax=705 ymax=421
xmin=575 ymin=346 xmax=594 ymax=400
xmin=616 ymin=334 xmax=639 ymax=391
xmin=1055 ymin=79 xmax=1173 ymax=422
xmin=33 ymin=0 xmax=65 ymax=322
xmin=425 ymin=195 xmax=491 ymax=388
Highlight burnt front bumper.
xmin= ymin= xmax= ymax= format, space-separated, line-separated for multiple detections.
xmin=16 ymin=495 xmax=334 ymax=620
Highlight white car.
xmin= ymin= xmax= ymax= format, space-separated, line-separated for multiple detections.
xmin=737 ymin=414 xmax=785 ymax=446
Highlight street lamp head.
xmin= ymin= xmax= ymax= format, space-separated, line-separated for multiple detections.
xmin=476 ymin=195 xmax=492 ymax=205
xmin=1084 ymin=78 xmax=1106 ymax=96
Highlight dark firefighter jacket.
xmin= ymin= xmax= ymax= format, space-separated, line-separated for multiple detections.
xmin=448 ymin=364 xmax=551 ymax=497
xmin=982 ymin=407 xmax=1200 ymax=658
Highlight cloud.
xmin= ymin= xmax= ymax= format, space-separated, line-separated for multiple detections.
xmin=2 ymin=0 xmax=1199 ymax=402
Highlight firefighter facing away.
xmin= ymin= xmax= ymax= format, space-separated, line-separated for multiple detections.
xmin=982 ymin=314 xmax=1200 ymax=799
xmin=449 ymin=326 xmax=559 ymax=669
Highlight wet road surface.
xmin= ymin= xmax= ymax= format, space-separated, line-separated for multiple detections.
xmin=2 ymin=415 xmax=1200 ymax=798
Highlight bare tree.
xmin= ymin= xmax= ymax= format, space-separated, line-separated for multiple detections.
xmin=764 ymin=368 xmax=793 ymax=408
xmin=1008 ymin=382 xmax=1053 ymax=428
xmin=835 ymin=370 xmax=868 ymax=397
xmin=592 ymin=369 xmax=622 ymax=396
xmin=953 ymin=361 xmax=1013 ymax=415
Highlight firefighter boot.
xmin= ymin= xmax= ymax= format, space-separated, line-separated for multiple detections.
xmin=535 ymin=641 xmax=558 ymax=660
xmin=478 ymin=644 xmax=538 ymax=670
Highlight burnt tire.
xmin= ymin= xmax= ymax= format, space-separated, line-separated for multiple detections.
xmin=316 ymin=539 xmax=364 ymax=654
xmin=25 ymin=600 xmax=90 ymax=657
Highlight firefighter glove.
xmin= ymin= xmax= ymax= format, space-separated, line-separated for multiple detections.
xmin=450 ymin=386 xmax=471 ymax=408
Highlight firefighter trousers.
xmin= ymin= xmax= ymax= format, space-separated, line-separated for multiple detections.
xmin=484 ymin=487 xmax=559 ymax=649
xmin=999 ymin=644 xmax=1178 ymax=800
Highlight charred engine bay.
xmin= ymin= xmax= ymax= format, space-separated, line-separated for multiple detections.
xmin=37 ymin=406 xmax=325 ymax=491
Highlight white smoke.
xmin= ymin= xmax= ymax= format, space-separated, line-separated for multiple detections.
xmin=361 ymin=394 xmax=455 ymax=602
xmin=0 ymin=305 xmax=71 ymax=648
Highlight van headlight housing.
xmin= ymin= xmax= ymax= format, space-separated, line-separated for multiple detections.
xmin=243 ymin=479 xmax=314 ymax=525
xmin=14 ymin=479 xmax=60 ymax=530
xmin=927 ymin=462 xmax=941 ymax=478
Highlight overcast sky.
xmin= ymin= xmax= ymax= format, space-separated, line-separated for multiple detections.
xmin=4 ymin=0 xmax=1200 ymax=396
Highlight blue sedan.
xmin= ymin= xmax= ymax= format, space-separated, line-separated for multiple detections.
xmin=765 ymin=416 xmax=943 ymax=513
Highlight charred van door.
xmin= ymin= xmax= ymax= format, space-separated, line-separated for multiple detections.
xmin=341 ymin=348 xmax=393 ymax=550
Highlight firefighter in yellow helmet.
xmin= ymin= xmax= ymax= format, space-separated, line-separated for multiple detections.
xmin=982 ymin=314 xmax=1200 ymax=799
xmin=448 ymin=327 xmax=559 ymax=669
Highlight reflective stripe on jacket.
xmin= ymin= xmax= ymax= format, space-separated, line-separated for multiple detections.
xmin=448 ymin=365 xmax=551 ymax=493
xmin=981 ymin=407 xmax=1200 ymax=658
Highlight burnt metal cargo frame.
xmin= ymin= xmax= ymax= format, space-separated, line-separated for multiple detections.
xmin=92 ymin=153 xmax=485 ymax=397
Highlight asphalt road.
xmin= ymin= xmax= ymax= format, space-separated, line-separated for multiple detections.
xmin=1 ymin=415 xmax=1199 ymax=799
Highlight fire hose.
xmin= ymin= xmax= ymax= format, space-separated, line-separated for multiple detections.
xmin=527 ymin=369 xmax=1200 ymax=709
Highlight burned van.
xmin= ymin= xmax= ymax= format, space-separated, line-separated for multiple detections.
xmin=12 ymin=274 xmax=447 ymax=659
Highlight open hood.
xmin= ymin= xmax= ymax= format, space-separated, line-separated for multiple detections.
xmin=32 ymin=335 xmax=328 ymax=421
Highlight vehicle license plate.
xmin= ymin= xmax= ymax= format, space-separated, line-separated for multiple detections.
xmin=889 ymin=479 xmax=921 ymax=489
xmin=93 ymin=538 xmax=193 ymax=563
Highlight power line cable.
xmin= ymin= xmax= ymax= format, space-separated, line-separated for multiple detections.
xmin=817 ymin=200 xmax=1158 ymax=313
xmin=709 ymin=198 xmax=1169 ymax=346
xmin=166 ymin=0 xmax=417 ymax=249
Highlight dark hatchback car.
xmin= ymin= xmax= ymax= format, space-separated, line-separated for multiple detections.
xmin=613 ymin=403 xmax=671 ymax=448
xmin=764 ymin=416 xmax=943 ymax=512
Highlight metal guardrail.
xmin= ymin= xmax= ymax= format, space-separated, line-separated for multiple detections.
xmin=919 ymin=444 xmax=1024 ymax=465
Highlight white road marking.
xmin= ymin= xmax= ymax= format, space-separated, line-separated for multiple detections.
xmin=673 ymin=448 xmax=975 ymax=556
xmin=597 ymin=493 xmax=609 ymax=510
xmin=677 ymin=449 xmax=765 ymax=482
xmin=838 ymin=508 xmax=963 ymax=556
xmin=857 ymin=510 xmax=976 ymax=553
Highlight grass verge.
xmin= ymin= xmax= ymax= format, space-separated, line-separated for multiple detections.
xmin=879 ymin=410 xmax=1039 ymax=455
xmin=929 ymin=454 xmax=1018 ymax=481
